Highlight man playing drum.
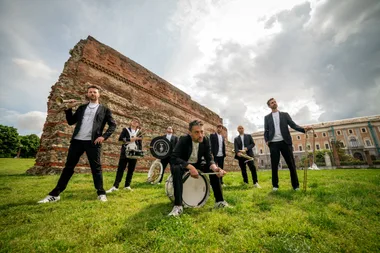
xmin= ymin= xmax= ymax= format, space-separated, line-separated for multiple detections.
xmin=107 ymin=117 xmax=142 ymax=193
xmin=168 ymin=120 xmax=229 ymax=217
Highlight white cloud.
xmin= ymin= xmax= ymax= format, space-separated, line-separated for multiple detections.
xmin=12 ymin=58 xmax=57 ymax=80
xmin=0 ymin=108 xmax=46 ymax=136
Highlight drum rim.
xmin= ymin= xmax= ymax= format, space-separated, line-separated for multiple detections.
xmin=182 ymin=174 xmax=210 ymax=208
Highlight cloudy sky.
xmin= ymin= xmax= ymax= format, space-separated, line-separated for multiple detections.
xmin=1 ymin=0 xmax=379 ymax=139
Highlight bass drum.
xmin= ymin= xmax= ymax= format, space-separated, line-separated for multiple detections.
xmin=165 ymin=172 xmax=210 ymax=208
xmin=150 ymin=137 xmax=172 ymax=159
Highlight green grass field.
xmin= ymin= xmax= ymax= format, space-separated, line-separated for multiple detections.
xmin=0 ymin=158 xmax=379 ymax=253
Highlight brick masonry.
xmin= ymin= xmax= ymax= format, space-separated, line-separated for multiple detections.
xmin=27 ymin=36 xmax=239 ymax=175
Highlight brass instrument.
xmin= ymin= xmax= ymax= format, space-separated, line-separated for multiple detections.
xmin=55 ymin=95 xmax=83 ymax=109
xmin=232 ymin=149 xmax=254 ymax=162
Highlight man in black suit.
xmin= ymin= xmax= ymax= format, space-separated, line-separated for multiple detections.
xmin=169 ymin=120 xmax=228 ymax=216
xmin=209 ymin=124 xmax=226 ymax=186
xmin=38 ymin=84 xmax=116 ymax=203
xmin=157 ymin=126 xmax=179 ymax=184
xmin=234 ymin=126 xmax=260 ymax=187
xmin=107 ymin=117 xmax=143 ymax=193
xmin=264 ymin=98 xmax=312 ymax=191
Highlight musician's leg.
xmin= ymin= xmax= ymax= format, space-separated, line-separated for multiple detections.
xmin=269 ymin=142 xmax=281 ymax=188
xmin=113 ymin=158 xmax=128 ymax=188
xmin=280 ymin=142 xmax=299 ymax=189
xmin=209 ymin=174 xmax=224 ymax=202
xmin=49 ymin=140 xmax=84 ymax=196
xmin=158 ymin=157 xmax=170 ymax=183
xmin=124 ymin=158 xmax=137 ymax=187
xmin=170 ymin=164 xmax=185 ymax=206
xmin=247 ymin=160 xmax=258 ymax=184
xmin=238 ymin=158 xmax=249 ymax=184
xmin=86 ymin=142 xmax=106 ymax=196
xmin=215 ymin=156 xmax=225 ymax=184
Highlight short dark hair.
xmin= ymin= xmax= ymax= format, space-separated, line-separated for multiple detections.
xmin=85 ymin=82 xmax=101 ymax=91
xmin=189 ymin=120 xmax=203 ymax=131
xmin=217 ymin=124 xmax=223 ymax=128
xmin=267 ymin=98 xmax=275 ymax=106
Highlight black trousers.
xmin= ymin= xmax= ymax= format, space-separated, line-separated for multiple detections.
xmin=214 ymin=156 xmax=225 ymax=184
xmin=158 ymin=156 xmax=171 ymax=183
xmin=113 ymin=158 xmax=138 ymax=188
xmin=269 ymin=141 xmax=299 ymax=189
xmin=171 ymin=164 xmax=224 ymax=206
xmin=238 ymin=158 xmax=258 ymax=184
xmin=49 ymin=140 xmax=105 ymax=196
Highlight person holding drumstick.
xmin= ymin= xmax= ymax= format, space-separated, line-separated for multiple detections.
xmin=38 ymin=84 xmax=116 ymax=203
xmin=107 ymin=117 xmax=142 ymax=193
xmin=169 ymin=120 xmax=229 ymax=217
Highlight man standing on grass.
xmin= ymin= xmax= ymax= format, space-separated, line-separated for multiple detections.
xmin=210 ymin=124 xmax=227 ymax=186
xmin=38 ymin=83 xmax=116 ymax=203
xmin=264 ymin=98 xmax=312 ymax=191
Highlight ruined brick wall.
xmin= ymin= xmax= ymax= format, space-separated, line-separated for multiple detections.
xmin=27 ymin=36 xmax=238 ymax=175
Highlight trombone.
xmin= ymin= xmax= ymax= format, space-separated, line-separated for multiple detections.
xmin=232 ymin=149 xmax=254 ymax=163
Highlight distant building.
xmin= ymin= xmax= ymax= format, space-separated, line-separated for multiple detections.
xmin=252 ymin=115 xmax=380 ymax=169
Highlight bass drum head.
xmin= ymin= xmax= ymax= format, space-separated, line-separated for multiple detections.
xmin=165 ymin=174 xmax=175 ymax=202
xmin=150 ymin=137 xmax=172 ymax=159
xmin=182 ymin=174 xmax=210 ymax=208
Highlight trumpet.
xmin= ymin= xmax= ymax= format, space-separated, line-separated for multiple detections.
xmin=55 ymin=95 xmax=83 ymax=109
xmin=232 ymin=149 xmax=254 ymax=161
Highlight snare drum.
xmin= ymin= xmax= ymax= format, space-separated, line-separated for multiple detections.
xmin=125 ymin=150 xmax=144 ymax=159
xmin=165 ymin=172 xmax=210 ymax=208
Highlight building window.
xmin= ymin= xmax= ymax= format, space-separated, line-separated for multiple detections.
xmin=350 ymin=137 xmax=358 ymax=148
xmin=322 ymin=132 xmax=327 ymax=137
xmin=297 ymin=136 xmax=301 ymax=140
xmin=325 ymin=143 xmax=329 ymax=149
xmin=361 ymin=128 xmax=367 ymax=133
xmin=316 ymin=144 xmax=320 ymax=150
xmin=314 ymin=133 xmax=317 ymax=138
xmin=260 ymin=149 xmax=263 ymax=154
xmin=261 ymin=160 xmax=264 ymax=166
xmin=348 ymin=129 xmax=353 ymax=134
xmin=307 ymin=145 xmax=311 ymax=150
xmin=337 ymin=130 xmax=341 ymax=135
xmin=299 ymin=145 xmax=303 ymax=151
xmin=365 ymin=139 xmax=372 ymax=147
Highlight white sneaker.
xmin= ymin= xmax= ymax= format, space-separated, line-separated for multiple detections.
xmin=272 ymin=187 xmax=279 ymax=191
xmin=106 ymin=186 xmax=119 ymax=193
xmin=294 ymin=188 xmax=300 ymax=191
xmin=37 ymin=195 xmax=60 ymax=204
xmin=97 ymin=195 xmax=107 ymax=202
xmin=254 ymin=183 xmax=262 ymax=188
xmin=214 ymin=201 xmax=232 ymax=209
xmin=168 ymin=205 xmax=183 ymax=217
xmin=124 ymin=186 xmax=133 ymax=191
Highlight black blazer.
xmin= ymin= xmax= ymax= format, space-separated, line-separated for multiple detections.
xmin=119 ymin=127 xmax=143 ymax=157
xmin=162 ymin=135 xmax=179 ymax=152
xmin=234 ymin=134 xmax=255 ymax=159
xmin=171 ymin=135 xmax=214 ymax=170
xmin=65 ymin=103 xmax=116 ymax=145
xmin=264 ymin=111 xmax=305 ymax=145
xmin=209 ymin=133 xmax=226 ymax=158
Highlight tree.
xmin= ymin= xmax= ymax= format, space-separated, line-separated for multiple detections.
xmin=19 ymin=134 xmax=40 ymax=158
xmin=0 ymin=125 xmax=19 ymax=158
